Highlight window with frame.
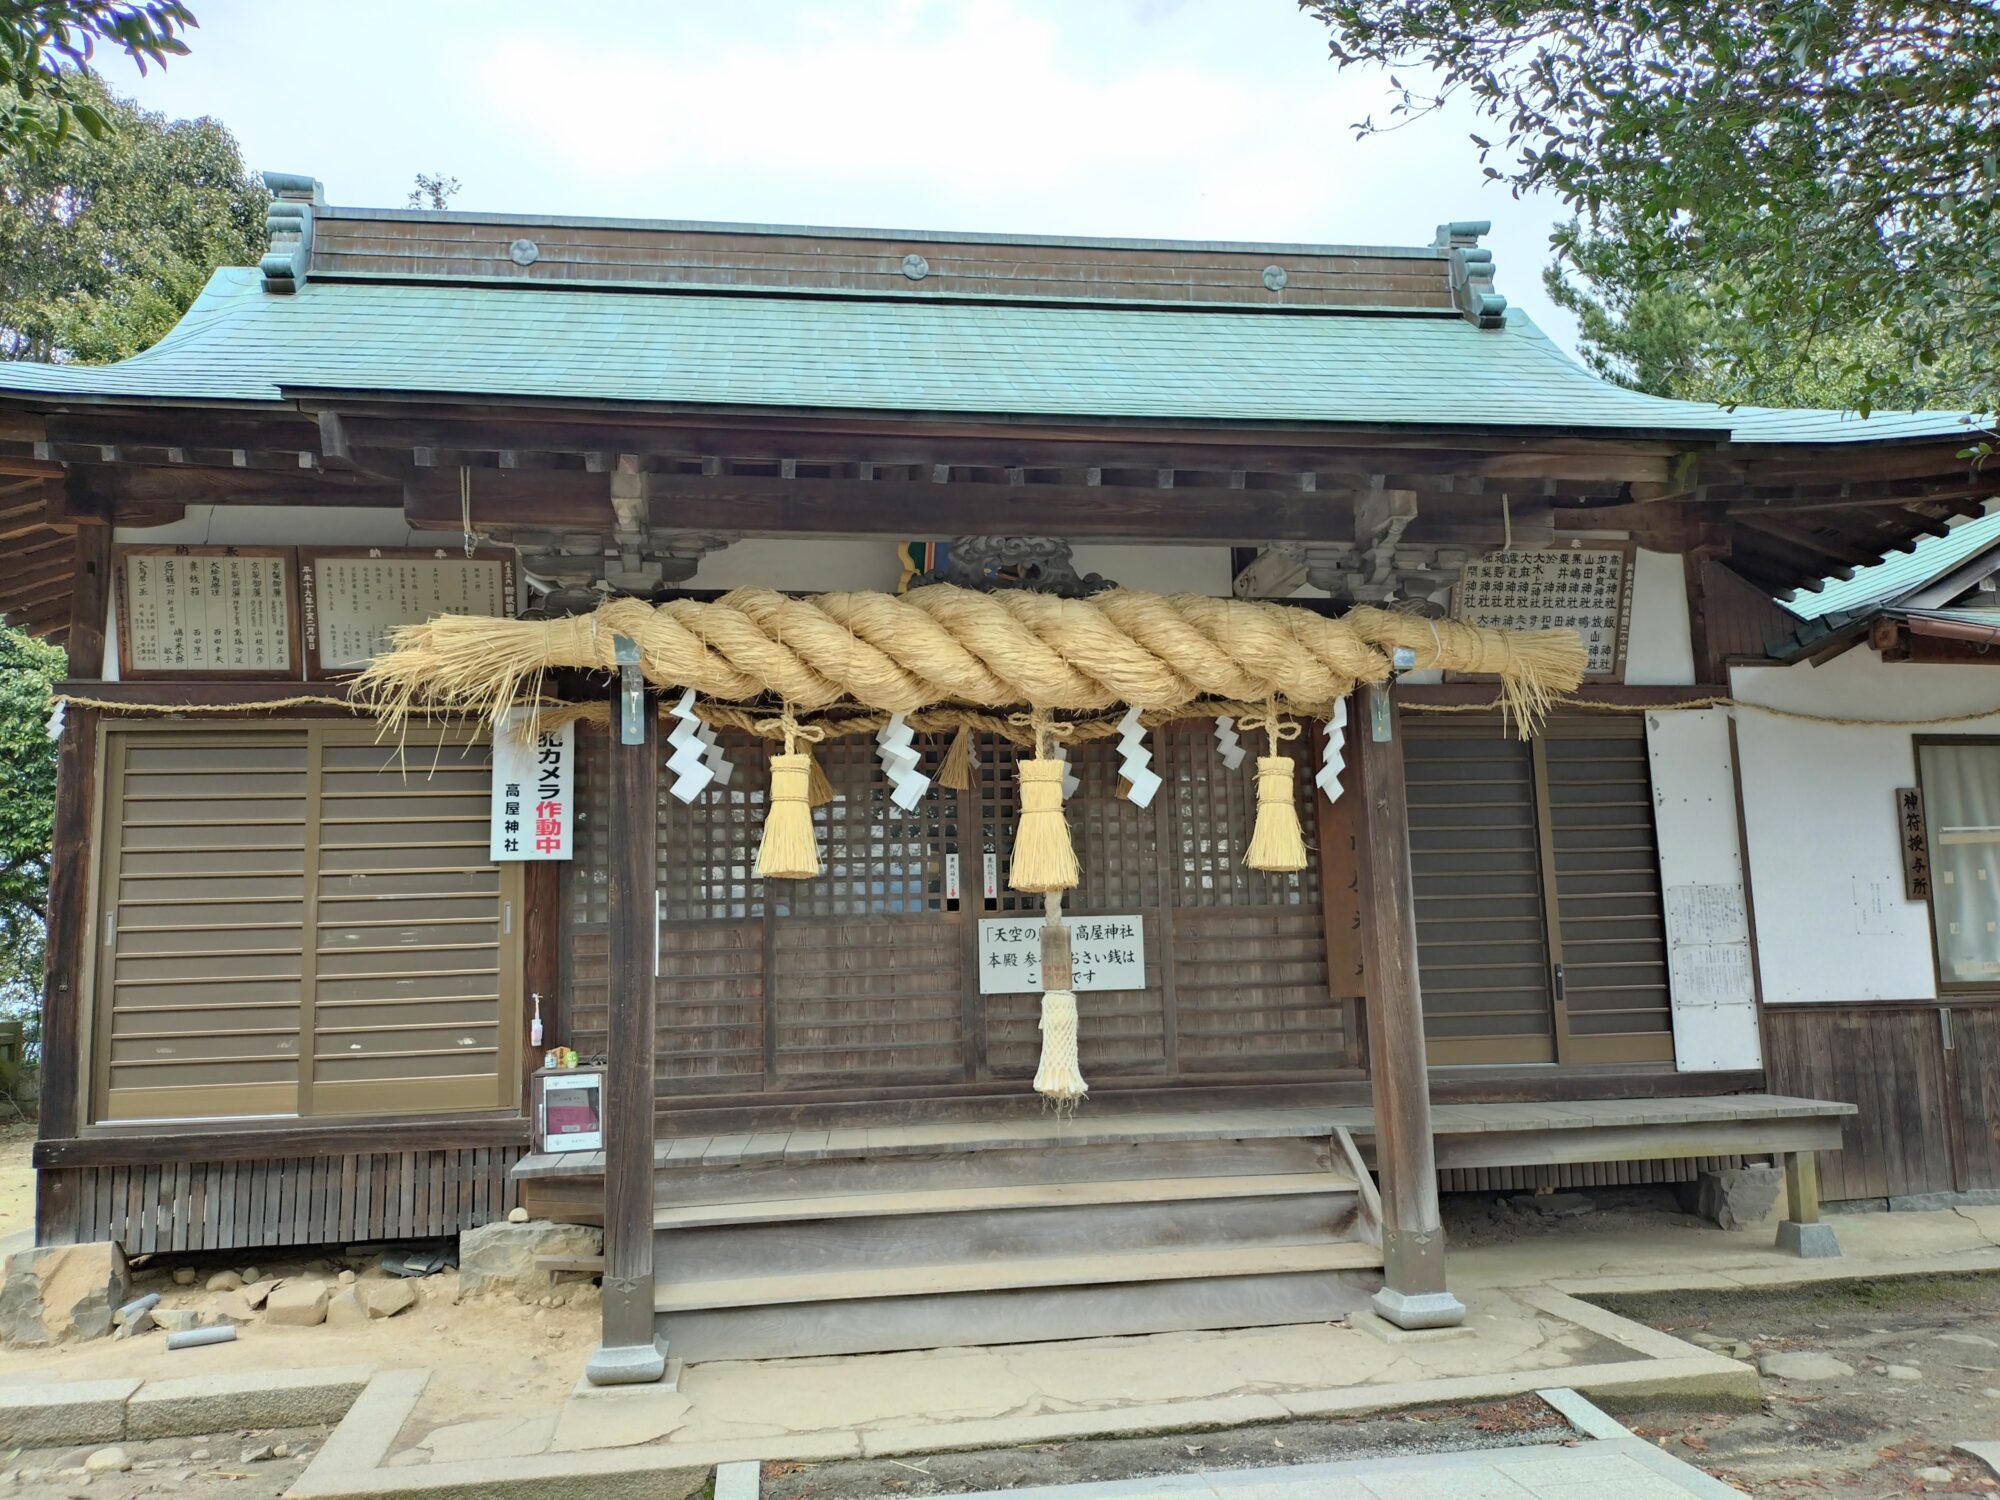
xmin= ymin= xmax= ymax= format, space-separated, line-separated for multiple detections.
xmin=90 ymin=722 xmax=521 ymax=1123
xmin=1916 ymin=740 xmax=2000 ymax=989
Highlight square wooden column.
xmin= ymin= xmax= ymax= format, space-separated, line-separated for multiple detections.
xmin=584 ymin=683 xmax=670 ymax=1385
xmin=1352 ymin=682 xmax=1466 ymax=1329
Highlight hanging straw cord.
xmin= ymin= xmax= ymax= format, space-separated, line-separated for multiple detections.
xmin=352 ymin=584 xmax=1585 ymax=739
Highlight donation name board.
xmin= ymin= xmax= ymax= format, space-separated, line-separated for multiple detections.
xmin=977 ymin=915 xmax=1146 ymax=994
xmin=301 ymin=547 xmax=516 ymax=676
xmin=491 ymin=710 xmax=574 ymax=861
xmin=1452 ymin=542 xmax=1633 ymax=681
xmin=114 ymin=545 xmax=300 ymax=678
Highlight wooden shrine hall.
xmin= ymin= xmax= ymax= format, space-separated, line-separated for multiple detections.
xmin=2 ymin=175 xmax=1988 ymax=1379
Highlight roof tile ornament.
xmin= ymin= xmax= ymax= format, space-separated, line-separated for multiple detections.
xmin=1436 ymin=220 xmax=1508 ymax=330
xmin=260 ymin=172 xmax=323 ymax=295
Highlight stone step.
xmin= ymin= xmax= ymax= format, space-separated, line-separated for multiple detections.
xmin=654 ymin=1175 xmax=1363 ymax=1279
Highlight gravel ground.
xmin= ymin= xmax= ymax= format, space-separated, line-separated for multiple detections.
xmin=1594 ymin=1270 xmax=2000 ymax=1497
xmin=758 ymin=1394 xmax=1580 ymax=1498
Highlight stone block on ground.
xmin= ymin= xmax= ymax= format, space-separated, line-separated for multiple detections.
xmin=459 ymin=1219 xmax=602 ymax=1300
xmin=1759 ymin=1351 xmax=1854 ymax=1381
xmin=127 ymin=1364 xmax=372 ymax=1438
xmin=211 ymin=1288 xmax=260 ymax=1324
xmin=0 ymin=1376 xmax=141 ymax=1445
xmin=152 ymin=1307 xmax=202 ymax=1333
xmin=0 ymin=1241 xmax=131 ymax=1347
xmin=240 ymin=1279 xmax=277 ymax=1309
xmin=325 ymin=1288 xmax=368 ymax=1328
xmin=357 ymin=1278 xmax=418 ymax=1319
xmin=204 ymin=1271 xmax=242 ymax=1293
xmin=264 ymin=1280 xmax=330 ymax=1328
xmin=1696 ymin=1164 xmax=1783 ymax=1231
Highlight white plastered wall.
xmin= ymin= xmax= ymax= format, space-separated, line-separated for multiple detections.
xmin=1733 ymin=648 xmax=2000 ymax=1003
xmin=1626 ymin=547 xmax=1696 ymax=685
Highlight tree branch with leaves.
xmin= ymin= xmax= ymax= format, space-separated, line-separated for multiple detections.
xmin=0 ymin=1 xmax=195 ymax=158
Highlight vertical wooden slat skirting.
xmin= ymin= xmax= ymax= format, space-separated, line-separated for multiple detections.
xmin=42 ymin=1147 xmax=524 ymax=1253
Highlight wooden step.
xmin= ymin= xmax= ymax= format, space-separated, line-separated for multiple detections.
xmin=652 ymin=1171 xmax=1356 ymax=1229
xmin=653 ymin=1246 xmax=1382 ymax=1360
xmin=656 ymin=1135 xmax=1337 ymax=1205
xmin=654 ymin=1176 xmax=1364 ymax=1279
xmin=655 ymin=1240 xmax=1381 ymax=1314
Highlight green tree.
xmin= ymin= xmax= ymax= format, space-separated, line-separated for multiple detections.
xmin=0 ymin=69 xmax=266 ymax=362
xmin=1299 ymin=0 xmax=2000 ymax=412
xmin=1545 ymin=222 xmax=1994 ymax=412
xmin=0 ymin=624 xmax=64 ymax=1066
xmin=0 ymin=1 xmax=195 ymax=159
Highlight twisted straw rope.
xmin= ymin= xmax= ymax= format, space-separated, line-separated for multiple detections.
xmin=353 ymin=585 xmax=1585 ymax=736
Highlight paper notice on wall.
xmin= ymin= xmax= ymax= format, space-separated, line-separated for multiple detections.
xmin=978 ymin=916 xmax=1146 ymax=994
xmin=1662 ymin=881 xmax=1753 ymax=1012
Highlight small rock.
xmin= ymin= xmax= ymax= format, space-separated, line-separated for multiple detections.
xmin=324 ymin=1288 xmax=368 ymax=1328
xmin=507 ymin=1206 xmax=529 ymax=1223
xmin=240 ymin=1446 xmax=276 ymax=1464
xmin=171 ymin=1268 xmax=197 ymax=1287
xmin=272 ymin=1444 xmax=290 ymax=1460
xmin=337 ymin=1270 xmax=357 ymax=1286
xmin=239 ymin=1280 xmax=276 ymax=1310
xmin=82 ymin=1449 xmax=131 ymax=1475
xmin=263 ymin=1280 xmax=329 ymax=1328
xmin=112 ymin=1310 xmax=154 ymax=1339
xmin=356 ymin=1279 xmax=418 ymax=1320
xmin=240 ymin=1268 xmax=259 ymax=1283
xmin=1884 ymin=1364 xmax=1922 ymax=1381
xmin=204 ymin=1271 xmax=242 ymax=1293
xmin=547 ymin=1327 xmax=564 ymax=1339
xmin=152 ymin=1307 xmax=202 ymax=1333
xmin=1759 ymin=1351 xmax=1855 ymax=1381
xmin=188 ymin=1451 xmax=209 ymax=1463
xmin=1941 ymin=1332 xmax=1999 ymax=1348
xmin=211 ymin=1289 xmax=259 ymax=1323
xmin=1984 ymin=1388 xmax=2000 ymax=1399
xmin=1918 ymin=1466 xmax=1954 ymax=1483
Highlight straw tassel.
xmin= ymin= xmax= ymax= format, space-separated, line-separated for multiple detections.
xmin=936 ymin=723 xmax=976 ymax=792
xmin=1033 ymin=891 xmax=1087 ymax=1107
xmin=1241 ymin=703 xmax=1307 ymax=873
xmin=1009 ymin=716 xmax=1080 ymax=894
xmin=753 ymin=707 xmax=823 ymax=880
xmin=804 ymin=750 xmax=836 ymax=808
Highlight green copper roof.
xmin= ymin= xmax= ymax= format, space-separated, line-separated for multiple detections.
xmin=1787 ymin=508 xmax=2000 ymax=620
xmin=0 ymin=267 xmax=1982 ymax=445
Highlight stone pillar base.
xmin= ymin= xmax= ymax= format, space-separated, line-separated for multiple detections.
xmin=1372 ymin=1286 xmax=1467 ymax=1330
xmin=583 ymin=1336 xmax=671 ymax=1387
xmin=1776 ymin=1220 xmax=1841 ymax=1258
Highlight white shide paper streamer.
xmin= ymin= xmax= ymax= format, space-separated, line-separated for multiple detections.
xmin=1213 ymin=716 xmax=1245 ymax=771
xmin=665 ymin=689 xmax=716 ymax=804
xmin=874 ymin=713 xmax=932 ymax=812
xmin=1315 ymin=699 xmax=1348 ymax=804
xmin=1116 ymin=705 xmax=1162 ymax=808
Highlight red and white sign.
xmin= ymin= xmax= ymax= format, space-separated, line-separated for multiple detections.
xmin=491 ymin=710 xmax=574 ymax=861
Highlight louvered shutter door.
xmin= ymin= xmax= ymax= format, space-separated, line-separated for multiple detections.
xmin=95 ymin=730 xmax=310 ymax=1121
xmin=93 ymin=724 xmax=519 ymax=1123
xmin=1402 ymin=723 xmax=1558 ymax=1064
xmin=1541 ymin=721 xmax=1676 ymax=1063
xmin=311 ymin=731 xmax=519 ymax=1114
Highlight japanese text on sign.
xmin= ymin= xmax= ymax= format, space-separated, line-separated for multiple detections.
xmin=1454 ymin=546 xmax=1630 ymax=678
xmin=977 ymin=916 xmax=1146 ymax=994
xmin=1897 ymin=787 xmax=1931 ymax=901
xmin=302 ymin=550 xmax=515 ymax=673
xmin=491 ymin=710 xmax=574 ymax=861
xmin=118 ymin=547 xmax=294 ymax=674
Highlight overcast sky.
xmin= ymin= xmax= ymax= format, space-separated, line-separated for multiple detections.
xmin=95 ymin=0 xmax=1582 ymax=351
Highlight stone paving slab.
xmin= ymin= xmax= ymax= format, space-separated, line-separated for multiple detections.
xmin=941 ymin=1435 xmax=1744 ymax=1500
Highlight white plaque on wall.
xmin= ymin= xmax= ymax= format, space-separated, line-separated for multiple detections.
xmin=113 ymin=545 xmax=301 ymax=678
xmin=301 ymin=547 xmax=516 ymax=677
xmin=978 ymin=915 xmax=1146 ymax=994
xmin=491 ymin=710 xmax=574 ymax=861
xmin=1452 ymin=541 xmax=1634 ymax=681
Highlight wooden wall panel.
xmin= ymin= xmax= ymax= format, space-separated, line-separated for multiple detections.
xmin=1174 ymin=908 xmax=1339 ymax=1072
xmin=46 ymin=1145 xmax=523 ymax=1254
xmin=1763 ymin=1004 xmax=1956 ymax=1202
xmin=1947 ymin=1006 xmax=2000 ymax=1190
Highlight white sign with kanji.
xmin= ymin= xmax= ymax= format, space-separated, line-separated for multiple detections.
xmin=977 ymin=915 xmax=1146 ymax=994
xmin=491 ymin=710 xmax=574 ymax=861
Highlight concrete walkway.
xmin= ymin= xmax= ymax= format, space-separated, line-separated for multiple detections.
xmin=943 ymin=1434 xmax=1744 ymax=1499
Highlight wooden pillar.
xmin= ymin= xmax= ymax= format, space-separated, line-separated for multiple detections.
xmin=1352 ymin=681 xmax=1465 ymax=1329
xmin=584 ymin=682 xmax=670 ymax=1385
xmin=35 ymin=525 xmax=109 ymax=1244
xmin=1777 ymin=1151 xmax=1840 ymax=1258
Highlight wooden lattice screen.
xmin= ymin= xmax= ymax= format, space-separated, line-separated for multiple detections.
xmin=566 ymin=721 xmax=1347 ymax=1104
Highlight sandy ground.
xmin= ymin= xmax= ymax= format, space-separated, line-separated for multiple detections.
xmin=0 ymin=1118 xmax=33 ymax=1246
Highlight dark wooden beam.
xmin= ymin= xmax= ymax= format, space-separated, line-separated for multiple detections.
xmin=587 ymin=684 xmax=668 ymax=1385
xmin=67 ymin=463 xmax=398 ymax=516
xmin=1352 ymin=681 xmax=1463 ymax=1328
